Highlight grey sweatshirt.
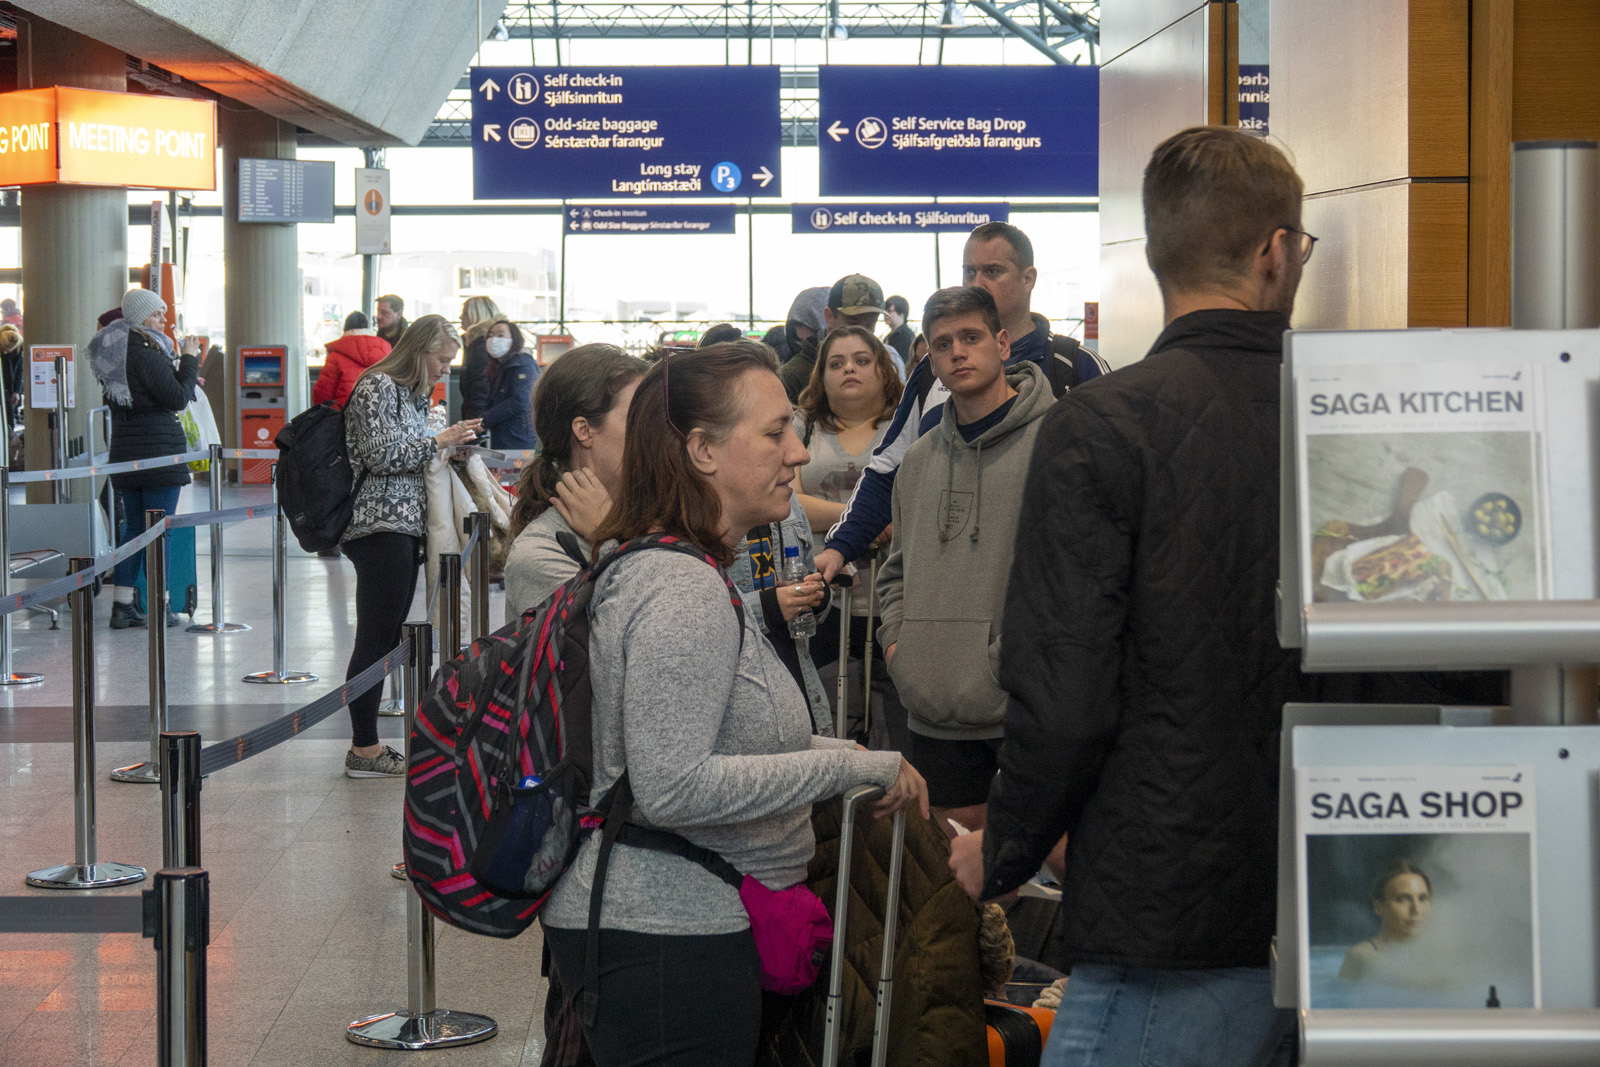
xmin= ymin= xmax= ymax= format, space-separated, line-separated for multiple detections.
xmin=503 ymin=507 xmax=588 ymax=627
xmin=876 ymin=360 xmax=1055 ymax=740
xmin=542 ymin=549 xmax=901 ymax=935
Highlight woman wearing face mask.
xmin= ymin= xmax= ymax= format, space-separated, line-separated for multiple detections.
xmin=340 ymin=315 xmax=481 ymax=778
xmin=476 ymin=316 xmax=539 ymax=452
xmin=503 ymin=343 xmax=646 ymax=621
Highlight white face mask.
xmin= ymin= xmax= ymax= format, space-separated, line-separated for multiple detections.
xmin=485 ymin=336 xmax=513 ymax=358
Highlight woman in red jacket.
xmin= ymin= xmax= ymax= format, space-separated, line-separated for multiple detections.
xmin=313 ymin=311 xmax=391 ymax=408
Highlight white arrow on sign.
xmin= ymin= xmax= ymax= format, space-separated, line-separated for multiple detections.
xmin=479 ymin=78 xmax=500 ymax=100
xmin=753 ymin=166 xmax=774 ymax=188
xmin=482 ymin=124 xmax=502 ymax=142
xmin=570 ymin=208 xmax=580 ymax=218
xmin=827 ymin=121 xmax=849 ymax=143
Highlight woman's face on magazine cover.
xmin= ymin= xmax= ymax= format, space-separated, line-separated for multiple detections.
xmin=1373 ymin=873 xmax=1431 ymax=940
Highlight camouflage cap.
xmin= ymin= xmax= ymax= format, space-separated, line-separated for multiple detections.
xmin=828 ymin=274 xmax=887 ymax=316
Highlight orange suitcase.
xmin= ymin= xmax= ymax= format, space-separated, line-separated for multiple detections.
xmin=985 ymin=998 xmax=1055 ymax=1067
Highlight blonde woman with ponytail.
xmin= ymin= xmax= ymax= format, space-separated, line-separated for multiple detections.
xmin=503 ymin=344 xmax=647 ymax=623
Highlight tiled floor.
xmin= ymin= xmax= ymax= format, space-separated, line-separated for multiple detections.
xmin=0 ymin=478 xmax=549 ymax=1065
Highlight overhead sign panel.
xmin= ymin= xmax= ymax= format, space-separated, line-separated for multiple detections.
xmin=566 ymin=204 xmax=737 ymax=234
xmin=0 ymin=86 xmax=216 ymax=190
xmin=471 ymin=66 xmax=781 ymax=199
xmin=355 ymin=167 xmax=391 ymax=253
xmin=792 ymin=202 xmax=1008 ymax=234
xmin=817 ymin=67 xmax=1096 ymax=197
xmin=237 ymin=158 xmax=335 ymax=223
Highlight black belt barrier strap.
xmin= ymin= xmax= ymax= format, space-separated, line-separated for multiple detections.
xmin=0 ymin=894 xmax=145 ymax=933
xmin=196 ymin=637 xmax=410 ymax=777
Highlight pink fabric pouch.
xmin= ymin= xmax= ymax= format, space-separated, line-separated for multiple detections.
xmin=739 ymin=875 xmax=835 ymax=994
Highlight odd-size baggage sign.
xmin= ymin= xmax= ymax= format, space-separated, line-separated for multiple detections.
xmin=470 ymin=67 xmax=782 ymax=200
xmin=817 ymin=66 xmax=1097 ymax=197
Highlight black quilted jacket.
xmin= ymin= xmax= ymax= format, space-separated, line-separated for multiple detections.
xmin=982 ymin=309 xmax=1506 ymax=970
xmin=108 ymin=328 xmax=197 ymax=489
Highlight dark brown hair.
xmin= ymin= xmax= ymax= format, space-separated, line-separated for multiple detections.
xmin=797 ymin=326 xmax=902 ymax=434
xmin=922 ymin=285 xmax=1002 ymax=339
xmin=509 ymin=344 xmax=648 ymax=538
xmin=967 ymin=221 xmax=1034 ymax=269
xmin=1143 ymin=126 xmax=1303 ymax=294
xmin=1371 ymin=859 xmax=1432 ymax=902
xmin=590 ymin=340 xmax=779 ymax=567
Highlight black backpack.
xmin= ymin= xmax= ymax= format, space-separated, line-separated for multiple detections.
xmin=273 ymin=402 xmax=366 ymax=552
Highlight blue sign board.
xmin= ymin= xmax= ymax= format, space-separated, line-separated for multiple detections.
xmin=1239 ymin=65 xmax=1269 ymax=134
xmin=471 ymin=67 xmax=782 ymax=199
xmin=817 ymin=66 xmax=1097 ymax=197
xmin=566 ymin=203 xmax=737 ymax=235
xmin=791 ymin=202 xmax=1008 ymax=234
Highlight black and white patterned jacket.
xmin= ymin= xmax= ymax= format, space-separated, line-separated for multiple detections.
xmin=342 ymin=372 xmax=436 ymax=542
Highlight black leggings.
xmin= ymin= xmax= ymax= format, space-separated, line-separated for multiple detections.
xmin=342 ymin=532 xmax=421 ymax=748
xmin=544 ymin=925 xmax=761 ymax=1067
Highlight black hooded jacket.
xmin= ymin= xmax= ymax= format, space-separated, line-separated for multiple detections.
xmin=982 ymin=309 xmax=1504 ymax=970
xmin=108 ymin=327 xmax=198 ymax=489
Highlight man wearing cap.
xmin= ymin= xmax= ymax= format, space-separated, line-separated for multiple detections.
xmin=778 ymin=273 xmax=888 ymax=403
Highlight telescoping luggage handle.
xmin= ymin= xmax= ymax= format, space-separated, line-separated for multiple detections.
xmin=822 ymin=784 xmax=907 ymax=1067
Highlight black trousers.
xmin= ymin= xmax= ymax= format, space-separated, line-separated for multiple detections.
xmin=342 ymin=532 xmax=421 ymax=748
xmin=544 ymin=925 xmax=762 ymax=1067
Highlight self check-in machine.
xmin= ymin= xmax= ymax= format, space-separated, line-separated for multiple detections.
xmin=237 ymin=345 xmax=285 ymax=483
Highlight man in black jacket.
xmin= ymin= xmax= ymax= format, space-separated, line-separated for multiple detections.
xmin=950 ymin=127 xmax=1314 ymax=1066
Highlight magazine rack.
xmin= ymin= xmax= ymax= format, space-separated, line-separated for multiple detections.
xmin=1276 ymin=327 xmax=1600 ymax=1063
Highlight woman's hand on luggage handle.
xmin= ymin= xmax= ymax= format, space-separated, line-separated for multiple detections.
xmin=873 ymin=758 xmax=930 ymax=821
xmin=550 ymin=468 xmax=612 ymax=541
xmin=776 ymin=572 xmax=825 ymax=621
xmin=435 ymin=419 xmax=482 ymax=449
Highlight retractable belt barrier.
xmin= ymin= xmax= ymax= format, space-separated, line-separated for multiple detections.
xmin=6 ymin=449 xmax=213 ymax=483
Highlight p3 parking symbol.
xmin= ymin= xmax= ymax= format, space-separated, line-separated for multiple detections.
xmin=710 ymin=161 xmax=741 ymax=191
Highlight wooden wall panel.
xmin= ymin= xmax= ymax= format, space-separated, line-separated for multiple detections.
xmin=1101 ymin=0 xmax=1207 ymax=64
xmin=1510 ymin=1 xmax=1600 ymax=142
xmin=1467 ymin=0 xmax=1513 ymax=326
xmin=1407 ymin=181 xmax=1469 ymax=325
xmin=1408 ymin=0 xmax=1469 ymax=175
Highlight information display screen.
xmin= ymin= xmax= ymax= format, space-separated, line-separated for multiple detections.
xmin=237 ymin=158 xmax=335 ymax=223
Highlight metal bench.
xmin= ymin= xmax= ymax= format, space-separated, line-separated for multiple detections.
xmin=9 ymin=548 xmax=63 ymax=628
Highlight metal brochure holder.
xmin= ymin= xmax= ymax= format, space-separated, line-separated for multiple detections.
xmin=1276 ymin=336 xmax=1600 ymax=1063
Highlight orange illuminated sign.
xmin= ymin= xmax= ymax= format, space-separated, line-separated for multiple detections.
xmin=0 ymin=86 xmax=215 ymax=190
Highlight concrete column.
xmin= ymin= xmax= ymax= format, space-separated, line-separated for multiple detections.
xmin=219 ymin=107 xmax=302 ymax=451
xmin=17 ymin=19 xmax=126 ymax=502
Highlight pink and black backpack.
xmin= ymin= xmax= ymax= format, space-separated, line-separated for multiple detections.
xmin=402 ymin=534 xmax=742 ymax=938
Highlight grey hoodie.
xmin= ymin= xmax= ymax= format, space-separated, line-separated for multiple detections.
xmin=876 ymin=360 xmax=1054 ymax=739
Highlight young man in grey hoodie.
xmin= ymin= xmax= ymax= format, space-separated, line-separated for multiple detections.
xmin=875 ymin=286 xmax=1054 ymax=833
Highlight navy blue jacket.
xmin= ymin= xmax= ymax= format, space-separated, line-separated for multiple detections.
xmin=481 ymin=350 xmax=539 ymax=452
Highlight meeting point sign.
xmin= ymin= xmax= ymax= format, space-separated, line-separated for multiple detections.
xmin=0 ymin=87 xmax=216 ymax=190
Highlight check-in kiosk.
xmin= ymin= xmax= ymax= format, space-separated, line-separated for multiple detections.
xmin=237 ymin=345 xmax=286 ymax=483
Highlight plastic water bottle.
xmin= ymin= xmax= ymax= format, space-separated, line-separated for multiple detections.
xmin=783 ymin=544 xmax=817 ymax=640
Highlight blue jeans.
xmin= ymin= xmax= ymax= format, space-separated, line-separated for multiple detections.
xmin=112 ymin=484 xmax=182 ymax=590
xmin=1043 ymin=964 xmax=1282 ymax=1067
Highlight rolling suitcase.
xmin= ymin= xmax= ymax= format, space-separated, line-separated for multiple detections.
xmin=985 ymin=998 xmax=1055 ymax=1066
xmin=133 ymin=523 xmax=198 ymax=617
xmin=830 ymin=553 xmax=883 ymax=745
xmin=822 ymin=783 xmax=907 ymax=1067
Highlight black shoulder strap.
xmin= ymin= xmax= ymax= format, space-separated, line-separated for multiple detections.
xmin=1045 ymin=333 xmax=1081 ymax=396
xmin=803 ymin=419 xmax=814 ymax=448
xmin=555 ymin=529 xmax=588 ymax=567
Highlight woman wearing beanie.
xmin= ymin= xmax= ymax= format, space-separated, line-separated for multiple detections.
xmin=90 ymin=288 xmax=201 ymax=629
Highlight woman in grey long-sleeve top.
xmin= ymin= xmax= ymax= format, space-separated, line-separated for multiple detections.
xmin=338 ymin=315 xmax=480 ymax=779
xmin=541 ymin=341 xmax=928 ymax=1067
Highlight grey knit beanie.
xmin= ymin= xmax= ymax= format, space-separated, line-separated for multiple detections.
xmin=121 ymin=287 xmax=166 ymax=327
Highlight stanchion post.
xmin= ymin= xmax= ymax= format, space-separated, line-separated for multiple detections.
xmin=348 ymin=621 xmax=498 ymax=1050
xmin=440 ymin=553 xmax=462 ymax=659
xmin=189 ymin=443 xmax=248 ymax=634
xmin=52 ymin=355 xmax=69 ymax=504
xmin=146 ymin=867 xmax=208 ymax=1067
xmin=0 ymin=434 xmax=42 ymax=685
xmin=243 ymin=464 xmax=316 ymax=685
xmin=468 ymin=512 xmax=490 ymax=642
xmin=113 ymin=510 xmax=171 ymax=782
xmin=160 ymin=731 xmax=202 ymax=868
xmin=26 ymin=557 xmax=146 ymax=889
